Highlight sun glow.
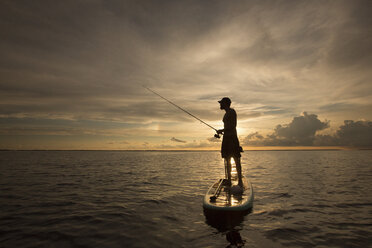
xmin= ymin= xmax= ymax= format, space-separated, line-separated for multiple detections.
xmin=237 ymin=127 xmax=245 ymax=136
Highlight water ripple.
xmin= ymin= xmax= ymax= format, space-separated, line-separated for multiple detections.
xmin=1 ymin=150 xmax=371 ymax=248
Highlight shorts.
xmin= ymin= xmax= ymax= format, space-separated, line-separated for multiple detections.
xmin=221 ymin=135 xmax=241 ymax=158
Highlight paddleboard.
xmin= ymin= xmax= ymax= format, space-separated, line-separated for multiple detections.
xmin=203 ymin=175 xmax=254 ymax=212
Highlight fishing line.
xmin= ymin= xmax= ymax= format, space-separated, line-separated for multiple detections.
xmin=143 ymin=86 xmax=219 ymax=135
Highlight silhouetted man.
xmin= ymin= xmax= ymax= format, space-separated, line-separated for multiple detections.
xmin=217 ymin=97 xmax=243 ymax=186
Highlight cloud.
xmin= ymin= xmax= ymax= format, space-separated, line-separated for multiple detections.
xmin=207 ymin=136 xmax=222 ymax=143
xmin=106 ymin=140 xmax=128 ymax=145
xmin=336 ymin=120 xmax=372 ymax=146
xmin=318 ymin=102 xmax=358 ymax=112
xmin=170 ymin=137 xmax=186 ymax=143
xmin=0 ymin=1 xmax=371 ymax=149
xmin=245 ymin=132 xmax=264 ymax=141
xmin=244 ymin=112 xmax=329 ymax=146
xmin=243 ymin=112 xmax=329 ymax=146
xmin=326 ymin=0 xmax=372 ymax=69
xmin=315 ymin=120 xmax=372 ymax=147
xmin=244 ymin=113 xmax=372 ymax=147
xmin=273 ymin=112 xmax=329 ymax=144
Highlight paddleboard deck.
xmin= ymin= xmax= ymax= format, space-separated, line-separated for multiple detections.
xmin=203 ymin=176 xmax=254 ymax=211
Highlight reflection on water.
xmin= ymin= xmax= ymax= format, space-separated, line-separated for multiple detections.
xmin=204 ymin=208 xmax=252 ymax=247
xmin=226 ymin=230 xmax=244 ymax=248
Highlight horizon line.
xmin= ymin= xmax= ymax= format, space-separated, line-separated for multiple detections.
xmin=1 ymin=147 xmax=371 ymax=152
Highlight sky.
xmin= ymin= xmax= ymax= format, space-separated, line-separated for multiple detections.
xmin=1 ymin=0 xmax=372 ymax=150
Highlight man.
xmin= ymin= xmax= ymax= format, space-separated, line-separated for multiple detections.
xmin=217 ymin=97 xmax=243 ymax=187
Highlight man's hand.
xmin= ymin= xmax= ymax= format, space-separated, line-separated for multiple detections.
xmin=217 ymin=129 xmax=224 ymax=134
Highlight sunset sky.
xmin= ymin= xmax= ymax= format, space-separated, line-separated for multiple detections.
xmin=1 ymin=0 xmax=372 ymax=150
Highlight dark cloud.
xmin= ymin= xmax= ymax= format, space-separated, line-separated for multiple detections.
xmin=0 ymin=1 xmax=371 ymax=149
xmin=170 ymin=137 xmax=186 ymax=143
xmin=1 ymin=0 xmax=370 ymax=105
xmin=207 ymin=137 xmax=221 ymax=143
xmin=336 ymin=120 xmax=372 ymax=146
xmin=316 ymin=120 xmax=372 ymax=147
xmin=0 ymin=0 xmax=144 ymax=105
xmin=230 ymin=1 xmax=337 ymax=69
xmin=273 ymin=112 xmax=329 ymax=145
xmin=0 ymin=117 xmax=137 ymax=136
xmin=245 ymin=132 xmax=264 ymax=141
xmin=244 ymin=113 xmax=372 ymax=147
xmin=244 ymin=112 xmax=329 ymax=146
xmin=102 ymin=0 xmax=232 ymax=45
xmin=0 ymin=94 xmax=214 ymax=123
xmin=318 ymin=102 xmax=358 ymax=112
xmin=326 ymin=0 xmax=372 ymax=69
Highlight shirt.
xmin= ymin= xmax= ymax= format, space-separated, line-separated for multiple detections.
xmin=223 ymin=108 xmax=238 ymax=137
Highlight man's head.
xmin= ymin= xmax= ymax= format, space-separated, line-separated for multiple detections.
xmin=218 ymin=97 xmax=231 ymax=110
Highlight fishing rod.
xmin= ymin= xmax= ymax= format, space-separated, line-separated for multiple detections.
xmin=143 ymin=86 xmax=221 ymax=138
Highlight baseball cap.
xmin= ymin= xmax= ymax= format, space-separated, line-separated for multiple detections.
xmin=218 ymin=97 xmax=231 ymax=104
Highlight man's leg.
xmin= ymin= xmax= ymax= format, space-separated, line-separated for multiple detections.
xmin=234 ymin=156 xmax=243 ymax=186
xmin=225 ymin=158 xmax=232 ymax=185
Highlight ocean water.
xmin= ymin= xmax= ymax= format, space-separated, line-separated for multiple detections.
xmin=0 ymin=150 xmax=371 ymax=248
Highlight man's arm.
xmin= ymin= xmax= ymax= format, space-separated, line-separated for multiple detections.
xmin=217 ymin=110 xmax=236 ymax=134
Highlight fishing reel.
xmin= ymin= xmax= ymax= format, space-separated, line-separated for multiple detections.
xmin=214 ymin=130 xmax=222 ymax=139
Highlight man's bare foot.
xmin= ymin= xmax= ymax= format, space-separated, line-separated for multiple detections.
xmin=225 ymin=179 xmax=232 ymax=186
